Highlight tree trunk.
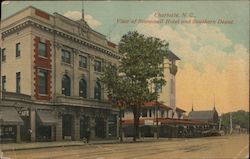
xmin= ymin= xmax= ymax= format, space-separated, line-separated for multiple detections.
xmin=133 ymin=105 xmax=140 ymax=142
xmin=119 ymin=107 xmax=123 ymax=142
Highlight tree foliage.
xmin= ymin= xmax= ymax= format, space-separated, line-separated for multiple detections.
xmin=221 ymin=110 xmax=249 ymax=131
xmin=101 ymin=31 xmax=169 ymax=141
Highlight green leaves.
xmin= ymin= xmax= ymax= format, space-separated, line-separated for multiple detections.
xmin=101 ymin=31 xmax=169 ymax=107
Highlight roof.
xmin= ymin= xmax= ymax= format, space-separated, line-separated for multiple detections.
xmin=188 ymin=110 xmax=217 ymax=120
xmin=143 ymin=101 xmax=172 ymax=110
xmin=167 ymin=50 xmax=180 ymax=60
xmin=122 ymin=117 xmax=209 ymax=126
xmin=176 ymin=107 xmax=186 ymax=112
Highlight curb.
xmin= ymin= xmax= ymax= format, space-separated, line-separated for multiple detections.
xmin=1 ymin=138 xmax=175 ymax=152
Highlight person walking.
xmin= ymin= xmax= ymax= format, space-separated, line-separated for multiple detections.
xmin=86 ymin=128 xmax=90 ymax=143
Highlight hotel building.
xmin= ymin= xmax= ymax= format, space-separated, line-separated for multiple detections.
xmin=0 ymin=6 xmax=121 ymax=142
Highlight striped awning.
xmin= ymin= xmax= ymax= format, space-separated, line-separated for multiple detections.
xmin=0 ymin=107 xmax=23 ymax=125
xmin=37 ymin=110 xmax=57 ymax=125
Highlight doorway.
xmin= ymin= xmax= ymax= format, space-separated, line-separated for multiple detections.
xmin=62 ymin=114 xmax=72 ymax=139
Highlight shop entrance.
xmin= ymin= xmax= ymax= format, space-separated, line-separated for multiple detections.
xmin=62 ymin=114 xmax=72 ymax=140
xmin=80 ymin=116 xmax=90 ymax=139
xmin=108 ymin=114 xmax=117 ymax=137
xmin=20 ymin=116 xmax=30 ymax=141
xmin=95 ymin=117 xmax=105 ymax=138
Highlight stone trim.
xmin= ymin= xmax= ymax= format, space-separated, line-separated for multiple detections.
xmin=1 ymin=19 xmax=122 ymax=60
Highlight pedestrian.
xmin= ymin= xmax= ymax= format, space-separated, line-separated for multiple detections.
xmin=86 ymin=128 xmax=90 ymax=143
xmin=28 ymin=128 xmax=32 ymax=141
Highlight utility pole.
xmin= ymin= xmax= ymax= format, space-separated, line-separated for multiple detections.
xmin=156 ymin=95 xmax=159 ymax=139
xmin=119 ymin=106 xmax=123 ymax=142
xmin=230 ymin=112 xmax=233 ymax=134
xmin=219 ymin=117 xmax=222 ymax=131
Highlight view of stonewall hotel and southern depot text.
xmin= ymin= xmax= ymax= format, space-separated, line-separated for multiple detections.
xmin=0 ymin=1 xmax=249 ymax=159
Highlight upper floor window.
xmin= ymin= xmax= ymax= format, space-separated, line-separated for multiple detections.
xmin=94 ymin=60 xmax=101 ymax=72
xmin=79 ymin=55 xmax=87 ymax=68
xmin=62 ymin=74 xmax=71 ymax=96
xmin=16 ymin=43 xmax=20 ymax=57
xmin=16 ymin=72 xmax=21 ymax=93
xmin=79 ymin=78 xmax=87 ymax=98
xmin=94 ymin=81 xmax=101 ymax=100
xmin=38 ymin=42 xmax=47 ymax=57
xmin=2 ymin=76 xmax=6 ymax=92
xmin=1 ymin=48 xmax=6 ymax=62
xmin=62 ymin=50 xmax=71 ymax=64
xmin=38 ymin=69 xmax=48 ymax=95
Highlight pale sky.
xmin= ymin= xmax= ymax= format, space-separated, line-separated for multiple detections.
xmin=2 ymin=1 xmax=249 ymax=114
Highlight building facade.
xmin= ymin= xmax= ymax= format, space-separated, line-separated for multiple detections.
xmin=0 ymin=6 xmax=121 ymax=142
xmin=121 ymin=51 xmax=187 ymax=138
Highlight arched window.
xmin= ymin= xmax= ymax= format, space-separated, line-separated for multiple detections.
xmin=94 ymin=81 xmax=101 ymax=100
xmin=79 ymin=79 xmax=87 ymax=98
xmin=62 ymin=74 xmax=71 ymax=96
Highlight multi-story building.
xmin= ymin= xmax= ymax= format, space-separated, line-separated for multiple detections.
xmin=0 ymin=6 xmax=121 ymax=142
xmin=121 ymin=50 xmax=187 ymax=138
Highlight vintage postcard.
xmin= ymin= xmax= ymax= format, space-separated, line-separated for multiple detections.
xmin=0 ymin=1 xmax=249 ymax=159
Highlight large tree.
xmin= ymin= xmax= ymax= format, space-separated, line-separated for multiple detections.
xmin=101 ymin=31 xmax=168 ymax=141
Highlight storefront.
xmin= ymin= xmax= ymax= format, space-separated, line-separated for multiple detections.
xmin=108 ymin=114 xmax=117 ymax=137
xmin=80 ymin=115 xmax=90 ymax=139
xmin=62 ymin=114 xmax=73 ymax=140
xmin=0 ymin=106 xmax=23 ymax=142
xmin=36 ymin=110 xmax=57 ymax=141
xmin=95 ymin=117 xmax=105 ymax=138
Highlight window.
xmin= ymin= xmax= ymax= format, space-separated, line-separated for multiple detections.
xmin=62 ymin=74 xmax=70 ymax=96
xmin=2 ymin=76 xmax=6 ymax=92
xmin=38 ymin=70 xmax=48 ymax=94
xmin=141 ymin=109 xmax=147 ymax=117
xmin=38 ymin=42 xmax=46 ymax=57
xmin=161 ymin=110 xmax=165 ymax=118
xmin=79 ymin=79 xmax=87 ymax=98
xmin=1 ymin=48 xmax=6 ymax=62
xmin=79 ymin=55 xmax=87 ymax=68
xmin=94 ymin=81 xmax=101 ymax=100
xmin=16 ymin=43 xmax=20 ymax=57
xmin=61 ymin=50 xmax=71 ymax=64
xmin=149 ymin=109 xmax=152 ymax=117
xmin=16 ymin=72 xmax=20 ymax=93
xmin=94 ymin=60 xmax=101 ymax=72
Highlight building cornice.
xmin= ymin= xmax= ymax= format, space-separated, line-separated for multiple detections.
xmin=1 ymin=18 xmax=122 ymax=60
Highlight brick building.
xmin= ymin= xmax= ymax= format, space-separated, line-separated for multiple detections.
xmin=0 ymin=6 xmax=121 ymax=142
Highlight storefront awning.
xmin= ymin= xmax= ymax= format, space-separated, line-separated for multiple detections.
xmin=37 ymin=110 xmax=57 ymax=125
xmin=0 ymin=107 xmax=23 ymax=125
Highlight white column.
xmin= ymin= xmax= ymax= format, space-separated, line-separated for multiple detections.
xmin=30 ymin=109 xmax=36 ymax=142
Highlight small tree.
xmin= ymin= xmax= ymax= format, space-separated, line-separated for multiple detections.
xmin=101 ymin=31 xmax=168 ymax=141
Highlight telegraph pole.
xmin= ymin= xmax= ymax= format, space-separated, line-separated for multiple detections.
xmin=230 ymin=113 xmax=233 ymax=134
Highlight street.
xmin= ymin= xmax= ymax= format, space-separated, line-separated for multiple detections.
xmin=3 ymin=134 xmax=249 ymax=159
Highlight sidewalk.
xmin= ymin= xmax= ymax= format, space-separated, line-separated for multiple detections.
xmin=0 ymin=137 xmax=173 ymax=152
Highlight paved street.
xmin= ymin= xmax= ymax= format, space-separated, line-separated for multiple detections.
xmin=3 ymin=134 xmax=249 ymax=159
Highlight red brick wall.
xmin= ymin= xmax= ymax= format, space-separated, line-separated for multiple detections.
xmin=33 ymin=36 xmax=52 ymax=100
